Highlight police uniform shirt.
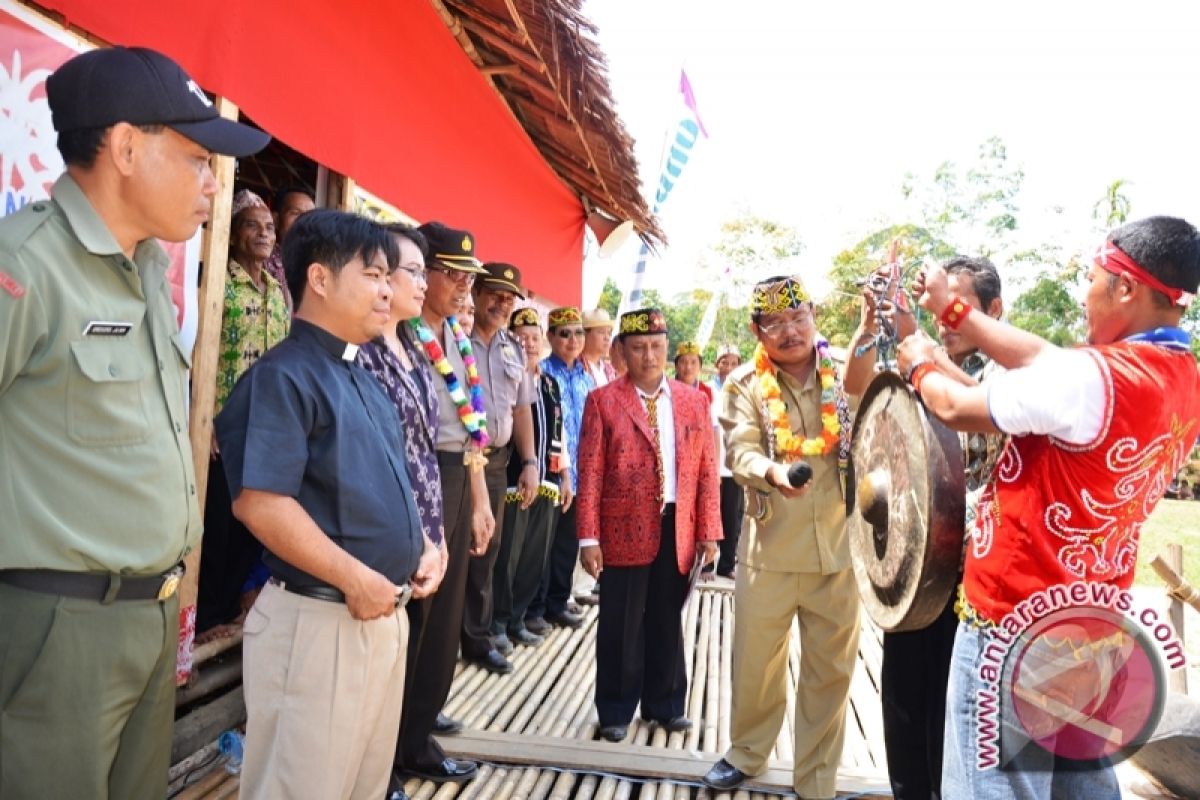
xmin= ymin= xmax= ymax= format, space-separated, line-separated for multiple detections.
xmin=471 ymin=326 xmax=534 ymax=449
xmin=0 ymin=174 xmax=201 ymax=574
xmin=215 ymin=318 xmax=423 ymax=588
xmin=429 ymin=319 xmax=473 ymax=452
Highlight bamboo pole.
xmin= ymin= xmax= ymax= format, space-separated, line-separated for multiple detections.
xmin=171 ymin=765 xmax=229 ymax=800
xmin=1150 ymin=552 xmax=1200 ymax=615
xmin=684 ymin=592 xmax=712 ymax=751
xmin=1153 ymin=546 xmax=1192 ymax=694
xmin=178 ymin=95 xmax=239 ymax=685
xmin=719 ymin=593 xmax=733 ymax=755
xmin=703 ymin=594 xmax=721 ymax=752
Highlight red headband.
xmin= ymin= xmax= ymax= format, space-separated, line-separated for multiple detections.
xmin=1094 ymin=242 xmax=1194 ymax=308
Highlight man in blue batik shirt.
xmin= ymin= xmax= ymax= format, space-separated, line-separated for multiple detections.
xmin=529 ymin=306 xmax=594 ymax=631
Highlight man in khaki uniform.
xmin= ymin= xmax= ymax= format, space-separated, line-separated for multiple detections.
xmin=0 ymin=47 xmax=267 ymax=799
xmin=703 ymin=275 xmax=860 ymax=800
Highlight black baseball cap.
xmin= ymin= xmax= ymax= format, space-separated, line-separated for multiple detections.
xmin=47 ymin=46 xmax=270 ymax=158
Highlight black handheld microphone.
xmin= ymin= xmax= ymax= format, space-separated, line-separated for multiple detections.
xmin=786 ymin=460 xmax=813 ymax=489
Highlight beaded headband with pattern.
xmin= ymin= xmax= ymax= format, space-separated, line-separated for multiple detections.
xmin=547 ymin=306 xmax=583 ymax=328
xmin=619 ymin=307 xmax=667 ymax=336
xmin=675 ymin=341 xmax=701 ymax=358
xmin=751 ymin=276 xmax=811 ymax=315
xmin=509 ymin=307 xmax=541 ymax=330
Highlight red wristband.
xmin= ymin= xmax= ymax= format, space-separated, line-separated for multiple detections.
xmin=910 ymin=361 xmax=938 ymax=395
xmin=940 ymin=296 xmax=972 ymax=330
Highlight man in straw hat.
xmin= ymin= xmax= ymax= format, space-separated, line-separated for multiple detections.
xmin=576 ymin=307 xmax=721 ymax=743
xmin=703 ymin=275 xmax=859 ymax=799
xmin=0 ymin=45 xmax=268 ymax=798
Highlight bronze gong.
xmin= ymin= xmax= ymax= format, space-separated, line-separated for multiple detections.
xmin=847 ymin=371 xmax=965 ymax=632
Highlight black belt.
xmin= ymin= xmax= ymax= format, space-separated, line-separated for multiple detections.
xmin=0 ymin=564 xmax=185 ymax=603
xmin=269 ymin=577 xmax=412 ymax=609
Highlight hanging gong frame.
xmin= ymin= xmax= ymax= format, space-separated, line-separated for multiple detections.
xmin=846 ymin=371 xmax=966 ymax=632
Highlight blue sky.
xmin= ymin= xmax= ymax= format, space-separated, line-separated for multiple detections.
xmin=582 ymin=0 xmax=1200 ymax=307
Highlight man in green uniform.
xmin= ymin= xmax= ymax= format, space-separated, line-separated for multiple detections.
xmin=0 ymin=46 xmax=267 ymax=799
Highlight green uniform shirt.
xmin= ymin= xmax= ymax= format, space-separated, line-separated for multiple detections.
xmin=0 ymin=174 xmax=202 ymax=575
xmin=720 ymin=359 xmax=850 ymax=575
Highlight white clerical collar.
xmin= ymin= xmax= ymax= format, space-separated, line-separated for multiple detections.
xmin=342 ymin=343 xmax=360 ymax=361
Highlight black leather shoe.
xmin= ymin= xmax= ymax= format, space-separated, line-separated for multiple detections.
xmin=647 ymin=715 xmax=692 ymax=733
xmin=509 ymin=628 xmax=544 ymax=646
xmin=433 ymin=712 xmax=463 ymax=735
xmin=545 ymin=609 xmax=583 ymax=629
xmin=467 ymin=649 xmax=513 ymax=675
xmin=702 ymin=758 xmax=748 ymax=790
xmin=493 ymin=633 xmax=514 ymax=656
xmin=405 ymin=757 xmax=478 ymax=783
xmin=598 ymin=724 xmax=627 ymax=742
xmin=385 ymin=770 xmax=410 ymax=800
xmin=524 ymin=616 xmax=552 ymax=635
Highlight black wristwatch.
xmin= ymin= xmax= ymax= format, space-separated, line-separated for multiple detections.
xmin=521 ymin=458 xmax=538 ymax=468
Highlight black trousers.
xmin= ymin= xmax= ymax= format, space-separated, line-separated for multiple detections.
xmin=881 ymin=591 xmax=959 ymax=800
xmin=716 ymin=476 xmax=745 ymax=576
xmin=530 ymin=503 xmax=578 ymax=618
xmin=594 ymin=507 xmax=689 ymax=727
xmin=461 ymin=453 xmax=509 ymax=658
xmin=196 ymin=455 xmax=262 ymax=633
xmin=492 ymin=494 xmax=558 ymax=634
xmin=395 ymin=452 xmax=474 ymax=771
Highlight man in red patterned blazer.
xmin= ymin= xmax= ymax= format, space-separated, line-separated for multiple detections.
xmin=576 ymin=307 xmax=722 ymax=743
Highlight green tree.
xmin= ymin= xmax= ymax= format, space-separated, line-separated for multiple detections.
xmin=597 ymin=276 xmax=622 ymax=317
xmin=1007 ymin=276 xmax=1085 ymax=346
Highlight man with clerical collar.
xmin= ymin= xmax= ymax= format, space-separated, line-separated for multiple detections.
xmin=463 ymin=262 xmax=540 ymax=671
xmin=389 ymin=220 xmax=493 ymax=786
xmin=528 ymin=306 xmax=595 ymax=631
xmin=216 ymin=210 xmax=439 ymax=798
xmin=576 ymin=307 xmax=721 ymax=743
xmin=897 ymin=217 xmax=1200 ymax=797
xmin=581 ymin=307 xmax=618 ymax=387
xmin=704 ymin=275 xmax=860 ymax=800
xmin=844 ymin=255 xmax=1008 ymax=800
xmin=0 ymin=45 xmax=267 ymax=798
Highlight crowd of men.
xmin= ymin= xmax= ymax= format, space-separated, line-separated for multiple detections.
xmin=3 ymin=45 xmax=1200 ymax=800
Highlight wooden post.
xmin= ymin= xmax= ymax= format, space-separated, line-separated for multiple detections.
xmin=177 ymin=96 xmax=239 ymax=685
xmin=1166 ymin=543 xmax=1187 ymax=695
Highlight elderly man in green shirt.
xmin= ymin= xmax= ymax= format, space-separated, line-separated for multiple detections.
xmin=0 ymin=47 xmax=267 ymax=799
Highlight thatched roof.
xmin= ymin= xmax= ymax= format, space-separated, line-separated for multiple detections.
xmin=433 ymin=0 xmax=665 ymax=248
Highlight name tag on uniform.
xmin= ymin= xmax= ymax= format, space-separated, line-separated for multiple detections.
xmin=83 ymin=320 xmax=133 ymax=337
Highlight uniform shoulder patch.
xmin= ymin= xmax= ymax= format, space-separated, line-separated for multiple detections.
xmin=0 ymin=270 xmax=25 ymax=298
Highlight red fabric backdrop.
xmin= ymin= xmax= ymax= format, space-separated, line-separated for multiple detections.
xmin=41 ymin=0 xmax=584 ymax=304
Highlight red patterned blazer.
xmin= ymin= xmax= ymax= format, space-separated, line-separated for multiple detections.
xmin=575 ymin=376 xmax=721 ymax=574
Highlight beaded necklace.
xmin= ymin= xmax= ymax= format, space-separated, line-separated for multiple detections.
xmin=411 ymin=316 xmax=490 ymax=447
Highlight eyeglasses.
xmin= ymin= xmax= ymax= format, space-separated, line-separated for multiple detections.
xmin=555 ymin=328 xmax=586 ymax=339
xmin=429 ymin=265 xmax=475 ymax=286
xmin=756 ymin=309 xmax=814 ymax=337
xmin=396 ymin=264 xmax=427 ymax=283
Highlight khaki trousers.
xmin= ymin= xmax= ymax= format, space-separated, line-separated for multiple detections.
xmin=241 ymin=581 xmax=408 ymax=800
xmin=725 ymin=565 xmax=860 ymax=799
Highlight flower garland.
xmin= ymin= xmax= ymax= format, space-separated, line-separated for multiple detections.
xmin=753 ymin=340 xmax=840 ymax=459
xmin=410 ymin=316 xmax=490 ymax=448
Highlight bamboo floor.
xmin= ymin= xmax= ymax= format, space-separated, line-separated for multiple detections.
xmin=171 ymin=581 xmax=892 ymax=799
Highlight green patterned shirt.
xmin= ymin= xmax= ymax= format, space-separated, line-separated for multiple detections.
xmin=215 ymin=260 xmax=289 ymax=414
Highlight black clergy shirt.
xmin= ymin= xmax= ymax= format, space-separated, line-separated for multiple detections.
xmin=216 ymin=318 xmax=422 ymax=589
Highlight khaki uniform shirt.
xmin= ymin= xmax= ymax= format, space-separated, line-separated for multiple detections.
xmin=471 ymin=327 xmax=533 ymax=449
xmin=720 ymin=360 xmax=849 ymax=575
xmin=0 ymin=175 xmax=202 ymax=575
xmin=430 ymin=319 xmax=472 ymax=452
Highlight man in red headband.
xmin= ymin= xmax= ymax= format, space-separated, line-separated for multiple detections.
xmin=897 ymin=216 xmax=1200 ymax=798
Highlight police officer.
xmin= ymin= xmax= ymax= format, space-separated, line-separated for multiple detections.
xmin=462 ymin=262 xmax=539 ymax=671
xmin=0 ymin=47 xmax=267 ymax=799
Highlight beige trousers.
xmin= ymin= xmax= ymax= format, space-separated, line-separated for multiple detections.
xmin=725 ymin=565 xmax=860 ymax=799
xmin=240 ymin=581 xmax=409 ymax=800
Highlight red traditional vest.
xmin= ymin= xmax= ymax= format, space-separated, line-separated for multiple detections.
xmin=963 ymin=341 xmax=1200 ymax=624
